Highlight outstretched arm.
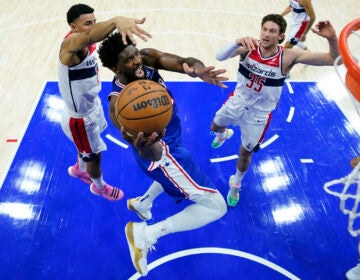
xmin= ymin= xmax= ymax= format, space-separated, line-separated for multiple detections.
xmin=61 ymin=16 xmax=151 ymax=65
xmin=141 ymin=48 xmax=229 ymax=88
xmin=289 ymin=21 xmax=339 ymax=66
xmin=68 ymin=16 xmax=151 ymax=50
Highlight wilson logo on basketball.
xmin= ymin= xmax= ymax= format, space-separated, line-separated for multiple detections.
xmin=132 ymin=95 xmax=171 ymax=111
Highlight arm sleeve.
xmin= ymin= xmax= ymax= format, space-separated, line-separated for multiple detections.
xmin=216 ymin=41 xmax=240 ymax=61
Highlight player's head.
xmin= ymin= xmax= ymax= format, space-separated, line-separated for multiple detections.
xmin=98 ymin=32 xmax=143 ymax=82
xmin=66 ymin=4 xmax=95 ymax=33
xmin=261 ymin=14 xmax=287 ymax=44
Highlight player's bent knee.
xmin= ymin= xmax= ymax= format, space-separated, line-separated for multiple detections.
xmin=211 ymin=192 xmax=227 ymax=219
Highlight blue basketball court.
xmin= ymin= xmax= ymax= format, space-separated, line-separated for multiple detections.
xmin=0 ymin=80 xmax=359 ymax=279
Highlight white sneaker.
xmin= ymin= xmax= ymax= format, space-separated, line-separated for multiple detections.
xmin=211 ymin=128 xmax=234 ymax=149
xmin=346 ymin=263 xmax=360 ymax=280
xmin=127 ymin=197 xmax=152 ymax=221
xmin=125 ymin=222 xmax=156 ymax=276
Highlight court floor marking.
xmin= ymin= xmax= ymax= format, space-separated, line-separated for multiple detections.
xmin=128 ymin=247 xmax=301 ymax=280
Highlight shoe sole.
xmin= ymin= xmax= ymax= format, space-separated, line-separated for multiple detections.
xmin=125 ymin=222 xmax=145 ymax=275
xmin=127 ymin=199 xmax=150 ymax=221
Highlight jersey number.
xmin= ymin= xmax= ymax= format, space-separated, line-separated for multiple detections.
xmin=246 ymin=73 xmax=265 ymax=92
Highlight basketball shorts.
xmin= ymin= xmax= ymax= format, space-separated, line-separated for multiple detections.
xmin=134 ymin=141 xmax=218 ymax=201
xmin=288 ymin=20 xmax=309 ymax=45
xmin=213 ymin=94 xmax=271 ymax=152
xmin=61 ymin=99 xmax=108 ymax=161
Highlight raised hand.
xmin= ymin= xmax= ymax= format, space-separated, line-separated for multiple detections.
xmin=115 ymin=16 xmax=152 ymax=45
xmin=183 ymin=63 xmax=229 ymax=88
xmin=235 ymin=36 xmax=259 ymax=51
xmin=311 ymin=20 xmax=337 ymax=40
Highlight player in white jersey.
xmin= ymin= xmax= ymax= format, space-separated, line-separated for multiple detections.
xmin=58 ymin=3 xmax=151 ymax=201
xmin=210 ymin=14 xmax=339 ymax=207
xmin=280 ymin=0 xmax=316 ymax=50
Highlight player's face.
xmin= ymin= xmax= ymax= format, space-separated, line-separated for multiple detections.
xmin=70 ymin=13 xmax=96 ymax=33
xmin=117 ymin=45 xmax=144 ymax=81
xmin=260 ymin=21 xmax=284 ymax=48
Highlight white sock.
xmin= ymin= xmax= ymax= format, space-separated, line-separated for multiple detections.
xmin=233 ymin=169 xmax=247 ymax=185
xmin=78 ymin=157 xmax=86 ymax=172
xmin=91 ymin=175 xmax=105 ymax=189
xmin=146 ymin=221 xmax=167 ymax=241
xmin=140 ymin=181 xmax=164 ymax=209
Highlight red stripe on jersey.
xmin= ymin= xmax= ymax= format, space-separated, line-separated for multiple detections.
xmin=258 ymin=112 xmax=273 ymax=144
xmin=69 ymin=118 xmax=92 ymax=154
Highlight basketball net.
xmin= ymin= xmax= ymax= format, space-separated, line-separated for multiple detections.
xmin=324 ymin=162 xmax=360 ymax=237
xmin=323 ymin=18 xmax=360 ymax=238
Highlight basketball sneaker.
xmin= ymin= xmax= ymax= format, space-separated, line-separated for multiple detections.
xmin=90 ymin=183 xmax=124 ymax=201
xmin=68 ymin=163 xmax=92 ymax=184
xmin=127 ymin=197 xmax=152 ymax=221
xmin=211 ymin=128 xmax=234 ymax=149
xmin=346 ymin=263 xmax=360 ymax=280
xmin=125 ymin=222 xmax=157 ymax=276
xmin=227 ymin=175 xmax=241 ymax=207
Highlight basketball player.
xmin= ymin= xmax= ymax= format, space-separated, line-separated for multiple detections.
xmin=98 ymin=32 xmax=228 ymax=275
xmin=210 ymin=14 xmax=339 ymax=207
xmin=280 ymin=0 xmax=316 ymax=50
xmin=58 ymin=4 xmax=151 ymax=201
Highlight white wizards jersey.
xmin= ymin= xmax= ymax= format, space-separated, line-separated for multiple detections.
xmin=234 ymin=45 xmax=286 ymax=112
xmin=58 ymin=42 xmax=101 ymax=116
xmin=289 ymin=0 xmax=310 ymax=23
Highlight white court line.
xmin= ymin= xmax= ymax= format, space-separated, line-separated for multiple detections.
xmin=286 ymin=107 xmax=295 ymax=123
xmin=210 ymin=154 xmax=238 ymax=163
xmin=129 ymin=247 xmax=300 ymax=280
xmin=105 ymin=134 xmax=129 ymax=149
xmin=260 ymin=134 xmax=279 ymax=149
xmin=300 ymin=159 xmax=314 ymax=163
xmin=285 ymin=81 xmax=294 ymax=94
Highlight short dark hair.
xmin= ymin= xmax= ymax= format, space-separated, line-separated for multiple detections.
xmin=261 ymin=14 xmax=287 ymax=44
xmin=98 ymin=32 xmax=134 ymax=69
xmin=66 ymin=4 xmax=94 ymax=24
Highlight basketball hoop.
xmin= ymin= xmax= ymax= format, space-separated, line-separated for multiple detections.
xmin=334 ymin=18 xmax=360 ymax=117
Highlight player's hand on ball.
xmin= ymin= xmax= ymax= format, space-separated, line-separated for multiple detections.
xmin=120 ymin=126 xmax=166 ymax=147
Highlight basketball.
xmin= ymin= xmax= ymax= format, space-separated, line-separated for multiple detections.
xmin=114 ymin=80 xmax=173 ymax=136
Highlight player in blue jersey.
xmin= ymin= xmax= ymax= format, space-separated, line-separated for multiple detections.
xmin=98 ymin=32 xmax=228 ymax=276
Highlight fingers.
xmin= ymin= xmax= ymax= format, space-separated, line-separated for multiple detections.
xmin=237 ymin=37 xmax=258 ymax=51
xmin=118 ymin=16 xmax=152 ymax=45
xmin=134 ymin=17 xmax=146 ymax=25
xmin=216 ymin=82 xmax=228 ymax=89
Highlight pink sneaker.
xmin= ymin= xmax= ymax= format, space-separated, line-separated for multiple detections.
xmin=68 ymin=163 xmax=92 ymax=184
xmin=90 ymin=183 xmax=124 ymax=201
